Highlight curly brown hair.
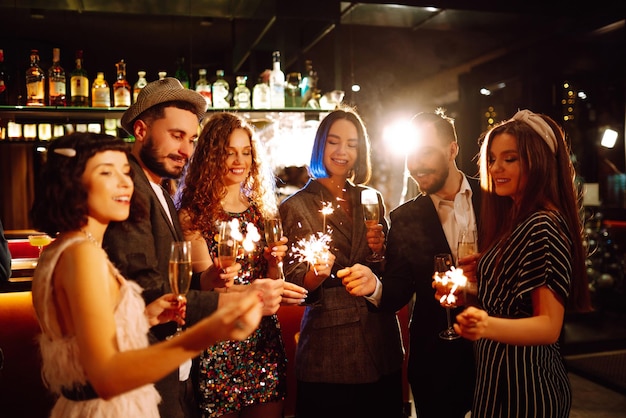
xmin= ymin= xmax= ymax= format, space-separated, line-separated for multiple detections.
xmin=175 ymin=112 xmax=277 ymax=235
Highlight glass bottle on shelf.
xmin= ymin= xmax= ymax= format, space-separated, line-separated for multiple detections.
xmin=300 ymin=59 xmax=318 ymax=107
xmin=133 ymin=70 xmax=147 ymax=103
xmin=70 ymin=50 xmax=89 ymax=107
xmin=269 ymin=51 xmax=285 ymax=109
xmin=175 ymin=57 xmax=189 ymax=88
xmin=113 ymin=59 xmax=131 ymax=107
xmin=285 ymin=72 xmax=301 ymax=108
xmin=252 ymin=75 xmax=270 ymax=109
xmin=26 ymin=49 xmax=45 ymax=106
xmin=0 ymin=49 xmax=8 ymax=105
xmin=158 ymin=71 xmax=167 ymax=80
xmin=48 ymin=48 xmax=66 ymax=106
xmin=233 ymin=75 xmax=251 ymax=109
xmin=195 ymin=68 xmax=212 ymax=108
xmin=212 ymin=69 xmax=230 ymax=108
xmin=91 ymin=72 xmax=110 ymax=108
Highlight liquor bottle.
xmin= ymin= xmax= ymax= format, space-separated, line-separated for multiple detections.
xmin=212 ymin=69 xmax=230 ymax=108
xmin=300 ymin=59 xmax=318 ymax=107
xmin=113 ymin=59 xmax=131 ymax=107
xmin=70 ymin=50 xmax=89 ymax=107
xmin=25 ymin=49 xmax=45 ymax=106
xmin=0 ymin=49 xmax=7 ymax=105
xmin=269 ymin=51 xmax=285 ymax=108
xmin=252 ymin=76 xmax=270 ymax=109
xmin=175 ymin=57 xmax=189 ymax=88
xmin=195 ymin=68 xmax=212 ymax=107
xmin=133 ymin=70 xmax=147 ymax=103
xmin=91 ymin=72 xmax=110 ymax=107
xmin=233 ymin=75 xmax=251 ymax=109
xmin=48 ymin=48 xmax=66 ymax=106
xmin=285 ymin=72 xmax=301 ymax=108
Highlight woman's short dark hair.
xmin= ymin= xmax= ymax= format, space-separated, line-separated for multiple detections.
xmin=308 ymin=106 xmax=372 ymax=184
xmin=30 ymin=132 xmax=143 ymax=235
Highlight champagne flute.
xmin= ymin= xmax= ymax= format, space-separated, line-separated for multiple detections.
xmin=434 ymin=253 xmax=460 ymax=340
xmin=361 ymin=189 xmax=384 ymax=263
xmin=457 ymin=228 xmax=478 ymax=296
xmin=28 ymin=234 xmax=52 ymax=258
xmin=169 ymin=241 xmax=192 ymax=337
xmin=264 ymin=217 xmax=285 ymax=280
xmin=217 ymin=221 xmax=239 ymax=271
xmin=457 ymin=229 xmax=477 ymax=262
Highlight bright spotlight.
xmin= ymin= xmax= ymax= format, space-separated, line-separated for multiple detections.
xmin=351 ymin=84 xmax=361 ymax=92
xmin=601 ymin=128 xmax=618 ymax=148
xmin=383 ymin=119 xmax=419 ymax=156
xmin=480 ymin=88 xmax=491 ymax=96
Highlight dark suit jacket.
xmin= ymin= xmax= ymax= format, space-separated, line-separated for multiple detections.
xmin=280 ymin=179 xmax=404 ymax=384
xmin=380 ymin=175 xmax=481 ymax=418
xmin=103 ymin=156 xmax=217 ymax=418
xmin=104 ymin=156 xmax=219 ymax=337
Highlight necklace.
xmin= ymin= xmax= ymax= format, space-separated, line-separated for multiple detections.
xmin=81 ymin=229 xmax=101 ymax=247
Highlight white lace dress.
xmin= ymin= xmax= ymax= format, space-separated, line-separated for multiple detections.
xmin=31 ymin=235 xmax=161 ymax=418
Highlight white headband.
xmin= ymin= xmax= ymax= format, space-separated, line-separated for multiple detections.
xmin=509 ymin=109 xmax=558 ymax=154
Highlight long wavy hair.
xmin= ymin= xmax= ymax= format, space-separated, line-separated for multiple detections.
xmin=479 ymin=112 xmax=591 ymax=312
xmin=176 ymin=112 xmax=277 ymax=234
xmin=308 ymin=105 xmax=372 ymax=185
xmin=31 ymin=132 xmax=143 ymax=235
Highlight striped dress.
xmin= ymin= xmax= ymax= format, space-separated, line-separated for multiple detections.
xmin=473 ymin=210 xmax=572 ymax=418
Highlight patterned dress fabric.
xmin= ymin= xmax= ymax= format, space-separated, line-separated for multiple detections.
xmin=473 ymin=211 xmax=572 ymax=417
xmin=197 ymin=205 xmax=287 ymax=418
xmin=31 ymin=235 xmax=161 ymax=418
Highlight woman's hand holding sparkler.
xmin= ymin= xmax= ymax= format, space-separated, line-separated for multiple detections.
xmin=264 ymin=236 xmax=289 ymax=279
xmin=337 ymin=264 xmax=378 ymax=297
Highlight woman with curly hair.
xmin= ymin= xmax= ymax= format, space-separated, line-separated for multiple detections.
xmin=176 ymin=112 xmax=307 ymax=418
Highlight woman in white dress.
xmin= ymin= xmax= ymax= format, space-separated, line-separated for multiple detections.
xmin=30 ymin=132 xmax=263 ymax=418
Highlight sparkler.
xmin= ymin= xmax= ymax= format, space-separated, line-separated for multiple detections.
xmin=319 ymin=201 xmax=334 ymax=233
xmin=433 ymin=266 xmax=468 ymax=307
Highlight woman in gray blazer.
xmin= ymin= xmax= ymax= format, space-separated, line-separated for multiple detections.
xmin=280 ymin=107 xmax=405 ymax=418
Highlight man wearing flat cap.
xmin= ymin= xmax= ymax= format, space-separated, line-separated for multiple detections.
xmin=103 ymin=78 xmax=285 ymax=417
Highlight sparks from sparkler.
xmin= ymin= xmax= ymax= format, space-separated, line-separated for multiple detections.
xmin=291 ymin=231 xmax=333 ymax=275
xmin=433 ymin=266 xmax=468 ymax=307
xmin=319 ymin=201 xmax=334 ymax=233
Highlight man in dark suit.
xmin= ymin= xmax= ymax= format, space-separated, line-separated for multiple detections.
xmin=103 ymin=78 xmax=285 ymax=418
xmin=378 ymin=110 xmax=479 ymax=418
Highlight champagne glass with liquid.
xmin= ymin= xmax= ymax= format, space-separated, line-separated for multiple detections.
xmin=361 ymin=189 xmax=384 ymax=263
xmin=434 ymin=253 xmax=460 ymax=340
xmin=28 ymin=233 xmax=52 ymax=258
xmin=457 ymin=229 xmax=477 ymax=261
xmin=264 ymin=218 xmax=285 ymax=280
xmin=218 ymin=221 xmax=240 ymax=271
xmin=169 ymin=241 xmax=192 ymax=337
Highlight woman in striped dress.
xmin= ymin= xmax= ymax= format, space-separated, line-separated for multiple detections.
xmin=452 ymin=110 xmax=592 ymax=417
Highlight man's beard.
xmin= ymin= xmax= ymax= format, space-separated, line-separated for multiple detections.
xmin=413 ymin=165 xmax=449 ymax=195
xmin=139 ymin=134 xmax=185 ymax=180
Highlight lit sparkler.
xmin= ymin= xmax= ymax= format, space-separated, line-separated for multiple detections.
xmin=242 ymin=223 xmax=261 ymax=252
xmin=291 ymin=231 xmax=332 ymax=274
xmin=433 ymin=266 xmax=468 ymax=307
xmin=319 ymin=201 xmax=334 ymax=233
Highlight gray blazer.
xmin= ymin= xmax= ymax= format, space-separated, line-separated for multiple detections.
xmin=280 ymin=179 xmax=404 ymax=384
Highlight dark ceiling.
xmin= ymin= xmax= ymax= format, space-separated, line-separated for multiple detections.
xmin=1 ymin=0 xmax=624 ymax=109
